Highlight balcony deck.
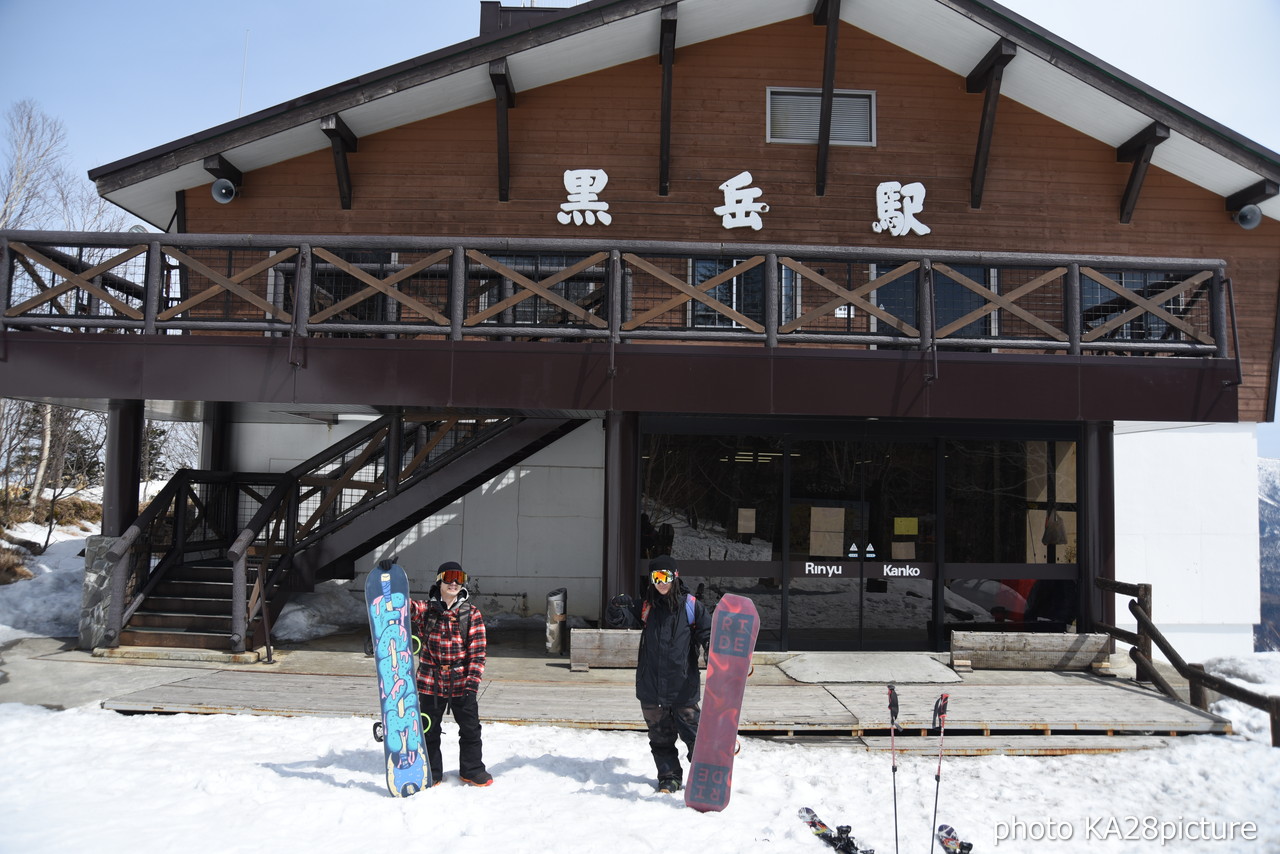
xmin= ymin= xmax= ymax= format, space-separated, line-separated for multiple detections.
xmin=0 ymin=231 xmax=1240 ymax=422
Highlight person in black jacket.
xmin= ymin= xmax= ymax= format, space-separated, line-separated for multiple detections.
xmin=605 ymin=554 xmax=712 ymax=793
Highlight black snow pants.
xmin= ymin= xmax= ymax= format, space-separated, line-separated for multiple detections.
xmin=420 ymin=692 xmax=486 ymax=782
xmin=641 ymin=702 xmax=700 ymax=780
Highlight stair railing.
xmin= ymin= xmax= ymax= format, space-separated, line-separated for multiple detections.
xmin=1096 ymin=578 xmax=1280 ymax=747
xmin=217 ymin=413 xmax=519 ymax=654
xmin=289 ymin=413 xmax=514 ymax=552
xmin=103 ymin=469 xmax=240 ymax=647
xmin=103 ymin=473 xmax=188 ymax=648
xmin=227 ymin=476 xmax=295 ymax=658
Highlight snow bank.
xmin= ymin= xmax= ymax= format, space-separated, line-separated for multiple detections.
xmin=0 ymin=525 xmax=89 ymax=644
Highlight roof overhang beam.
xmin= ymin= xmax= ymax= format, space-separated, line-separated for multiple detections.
xmin=203 ymin=154 xmax=243 ymax=186
xmin=1225 ymin=178 xmax=1279 ymax=212
xmin=965 ymin=38 xmax=1017 ymax=209
xmin=813 ymin=0 xmax=842 ymax=197
xmin=658 ymin=4 xmax=677 ymax=196
xmin=490 ymin=58 xmax=518 ymax=202
xmin=320 ymin=114 xmax=359 ymax=211
xmin=1115 ymin=121 xmax=1169 ymax=224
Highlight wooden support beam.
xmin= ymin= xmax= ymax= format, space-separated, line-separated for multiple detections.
xmin=202 ymin=153 xmax=242 ymax=186
xmin=814 ymin=0 xmax=841 ymax=197
xmin=1115 ymin=121 xmax=1169 ymax=224
xmin=658 ymin=4 xmax=677 ymax=196
xmin=1225 ymin=178 xmax=1279 ymax=211
xmin=966 ymin=38 xmax=1017 ymax=209
xmin=320 ymin=114 xmax=359 ymax=211
xmin=490 ymin=58 xmax=517 ymax=202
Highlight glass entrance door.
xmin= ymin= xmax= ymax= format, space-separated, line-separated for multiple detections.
xmin=786 ymin=439 xmax=935 ymax=649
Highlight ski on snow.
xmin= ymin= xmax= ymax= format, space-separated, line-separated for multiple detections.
xmin=800 ymin=689 xmax=973 ymax=854
xmin=935 ymin=824 xmax=974 ymax=853
xmin=798 ymin=807 xmax=875 ymax=854
xmin=798 ymin=810 xmax=973 ymax=854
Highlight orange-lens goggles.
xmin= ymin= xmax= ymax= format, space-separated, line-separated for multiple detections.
xmin=438 ymin=569 xmax=468 ymax=585
xmin=650 ymin=569 xmax=675 ymax=584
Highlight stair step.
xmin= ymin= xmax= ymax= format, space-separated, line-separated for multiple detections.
xmin=166 ymin=565 xmax=236 ymax=583
xmin=119 ymin=628 xmax=234 ymax=651
xmin=131 ymin=611 xmax=233 ymax=631
xmin=145 ymin=597 xmax=234 ymax=615
xmin=153 ymin=580 xmax=233 ymax=599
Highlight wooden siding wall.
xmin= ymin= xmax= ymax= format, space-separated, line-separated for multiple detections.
xmin=184 ymin=16 xmax=1280 ymax=421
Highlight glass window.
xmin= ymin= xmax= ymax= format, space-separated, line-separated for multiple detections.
xmin=942 ymin=439 xmax=1078 ymax=631
xmin=640 ymin=433 xmax=785 ymax=645
xmin=473 ymin=253 xmax=605 ymax=326
xmin=871 ymin=264 xmax=993 ymax=340
xmin=688 ymin=259 xmax=798 ymax=329
xmin=1082 ymin=269 xmax=1194 ymax=342
xmin=767 ymin=88 xmax=876 ymax=146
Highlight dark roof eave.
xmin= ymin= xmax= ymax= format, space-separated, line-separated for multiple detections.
xmin=956 ymin=0 xmax=1280 ymax=179
xmin=87 ymin=0 xmax=664 ymax=191
xmin=89 ymin=0 xmax=1280 ymax=195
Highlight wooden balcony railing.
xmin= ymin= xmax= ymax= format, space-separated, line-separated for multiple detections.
xmin=1 ymin=231 xmax=1233 ymax=361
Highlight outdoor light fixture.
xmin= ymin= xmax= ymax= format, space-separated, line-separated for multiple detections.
xmin=211 ymin=178 xmax=239 ymax=204
xmin=204 ymin=153 xmax=244 ymax=205
xmin=1231 ymin=204 xmax=1262 ymax=230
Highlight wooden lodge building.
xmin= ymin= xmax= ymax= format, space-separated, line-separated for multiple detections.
xmin=1 ymin=0 xmax=1276 ymax=661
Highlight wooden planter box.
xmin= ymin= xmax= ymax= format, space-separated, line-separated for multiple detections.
xmin=569 ymin=628 xmax=640 ymax=672
xmin=950 ymin=631 xmax=1111 ymax=672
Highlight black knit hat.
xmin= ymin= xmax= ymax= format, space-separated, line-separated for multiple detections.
xmin=435 ymin=561 xmax=466 ymax=584
xmin=649 ymin=555 xmax=678 ymax=576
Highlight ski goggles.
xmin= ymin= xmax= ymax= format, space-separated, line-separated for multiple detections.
xmin=437 ymin=569 xmax=468 ymax=585
xmin=649 ymin=568 xmax=676 ymax=584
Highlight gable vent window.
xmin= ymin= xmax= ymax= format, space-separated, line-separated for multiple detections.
xmin=767 ymin=87 xmax=875 ymax=146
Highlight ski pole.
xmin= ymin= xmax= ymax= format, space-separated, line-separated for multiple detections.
xmin=887 ymin=684 xmax=901 ymax=854
xmin=930 ymin=693 xmax=950 ymax=853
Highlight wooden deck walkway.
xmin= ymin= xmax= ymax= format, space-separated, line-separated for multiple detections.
xmin=99 ymin=651 xmax=1229 ymax=755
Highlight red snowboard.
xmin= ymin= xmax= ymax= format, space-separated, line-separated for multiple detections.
xmin=685 ymin=593 xmax=759 ymax=812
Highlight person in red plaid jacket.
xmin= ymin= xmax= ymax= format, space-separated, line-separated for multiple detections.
xmin=409 ymin=561 xmax=492 ymax=787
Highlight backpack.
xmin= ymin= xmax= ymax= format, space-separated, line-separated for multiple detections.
xmin=426 ymin=601 xmax=473 ymax=641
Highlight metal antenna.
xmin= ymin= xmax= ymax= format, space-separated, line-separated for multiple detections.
xmin=238 ymin=30 xmax=250 ymax=117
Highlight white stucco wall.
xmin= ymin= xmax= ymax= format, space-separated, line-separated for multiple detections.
xmin=355 ymin=421 xmax=606 ymax=621
xmin=230 ymin=418 xmax=374 ymax=473
xmin=1112 ymin=422 xmax=1261 ymax=662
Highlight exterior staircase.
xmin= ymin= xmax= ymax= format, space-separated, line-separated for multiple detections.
xmin=103 ymin=414 xmax=585 ymax=652
xmin=118 ymin=558 xmax=241 ymax=650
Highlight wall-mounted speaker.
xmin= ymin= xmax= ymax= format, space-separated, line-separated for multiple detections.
xmin=1231 ymin=204 xmax=1262 ymax=230
xmin=211 ymin=178 xmax=238 ymax=204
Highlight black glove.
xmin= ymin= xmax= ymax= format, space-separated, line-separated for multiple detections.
xmin=605 ymin=593 xmax=633 ymax=627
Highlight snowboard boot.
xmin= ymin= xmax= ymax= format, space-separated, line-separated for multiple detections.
xmin=657 ymin=776 xmax=682 ymax=793
xmin=460 ymin=770 xmax=494 ymax=787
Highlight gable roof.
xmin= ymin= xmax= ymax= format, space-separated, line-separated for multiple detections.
xmin=89 ymin=0 xmax=1280 ymax=231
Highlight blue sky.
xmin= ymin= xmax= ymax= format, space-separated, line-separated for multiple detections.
xmin=3 ymin=0 xmax=1278 ymax=446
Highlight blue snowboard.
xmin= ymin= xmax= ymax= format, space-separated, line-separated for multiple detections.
xmin=365 ymin=561 xmax=430 ymax=797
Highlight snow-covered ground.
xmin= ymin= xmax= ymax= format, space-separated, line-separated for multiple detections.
xmin=2 ymin=531 xmax=1279 ymax=853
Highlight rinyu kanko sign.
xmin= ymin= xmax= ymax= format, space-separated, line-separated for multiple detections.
xmin=554 ymin=169 xmax=930 ymax=236
xmin=796 ymin=560 xmax=936 ymax=579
